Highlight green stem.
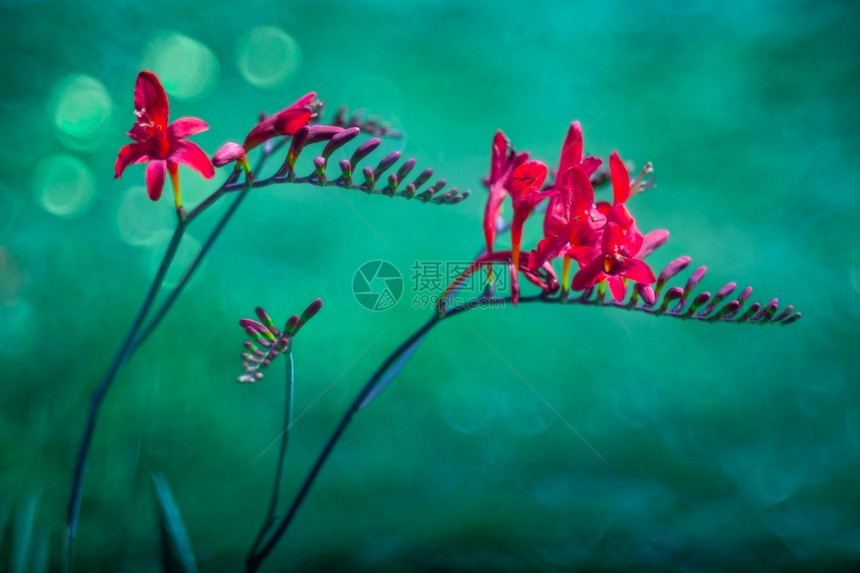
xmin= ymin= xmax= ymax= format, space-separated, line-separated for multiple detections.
xmin=245 ymin=313 xmax=442 ymax=572
xmin=131 ymin=185 xmax=251 ymax=352
xmin=65 ymin=223 xmax=186 ymax=570
xmin=67 ymin=161 xmax=258 ymax=572
xmin=247 ymin=351 xmax=295 ymax=559
xmin=243 ymin=291 xmax=540 ymax=572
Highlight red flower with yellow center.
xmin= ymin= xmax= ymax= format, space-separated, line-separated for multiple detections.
xmin=570 ymin=222 xmax=656 ymax=301
xmin=115 ymin=71 xmax=214 ymax=210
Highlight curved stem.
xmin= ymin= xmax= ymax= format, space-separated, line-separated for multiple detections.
xmin=245 ymin=314 xmax=442 ymax=572
xmin=243 ymin=291 xmax=546 ymax=572
xmin=67 ymin=160 xmax=262 ymax=571
xmin=131 ymin=185 xmax=251 ymax=352
xmin=66 ymin=135 xmax=288 ymax=572
xmin=247 ymin=351 xmax=295 ymax=558
xmin=66 ymin=223 xmax=186 ymax=569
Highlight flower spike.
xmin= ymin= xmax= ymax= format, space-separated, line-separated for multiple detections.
xmin=237 ymin=299 xmax=323 ymax=384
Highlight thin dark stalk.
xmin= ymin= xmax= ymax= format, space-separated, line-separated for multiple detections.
xmin=247 ymin=351 xmax=295 ymax=559
xmin=67 ymin=156 xmax=264 ymax=571
xmin=66 ymin=223 xmax=186 ymax=570
xmin=243 ymin=292 xmax=554 ymax=572
xmin=245 ymin=314 xmax=442 ymax=572
xmin=132 ymin=185 xmax=251 ymax=352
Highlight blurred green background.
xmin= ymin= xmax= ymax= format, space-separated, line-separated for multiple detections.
xmin=1 ymin=0 xmax=859 ymax=570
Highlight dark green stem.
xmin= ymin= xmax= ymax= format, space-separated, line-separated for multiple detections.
xmin=245 ymin=313 xmax=442 ymax=572
xmin=66 ymin=223 xmax=186 ymax=570
xmin=67 ymin=159 xmax=260 ymax=572
xmin=247 ymin=351 xmax=295 ymax=559
xmin=131 ymin=185 xmax=251 ymax=352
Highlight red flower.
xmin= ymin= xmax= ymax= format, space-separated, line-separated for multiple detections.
xmin=115 ymin=71 xmax=214 ymax=204
xmin=609 ymin=150 xmax=631 ymax=205
xmin=242 ymin=92 xmax=316 ymax=151
xmin=544 ymin=121 xmax=603 ymax=238
xmin=483 ymin=131 xmax=529 ymax=254
xmin=508 ymin=160 xmax=550 ymax=270
xmin=596 ymin=150 xmax=654 ymax=211
xmin=570 ymin=222 xmax=656 ymax=301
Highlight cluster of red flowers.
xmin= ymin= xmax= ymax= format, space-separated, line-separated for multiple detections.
xmin=476 ymin=123 xmax=669 ymax=303
xmin=115 ymin=71 xmax=315 ymax=211
xmin=116 ymin=72 xmax=666 ymax=304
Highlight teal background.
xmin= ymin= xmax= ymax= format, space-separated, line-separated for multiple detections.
xmin=1 ymin=0 xmax=859 ymax=570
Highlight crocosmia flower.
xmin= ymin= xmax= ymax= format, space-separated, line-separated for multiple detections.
xmin=508 ymin=160 xmax=549 ymax=270
xmin=570 ymin=222 xmax=657 ymax=301
xmin=114 ymin=71 xmax=214 ymax=207
xmin=242 ymin=92 xmax=316 ymax=151
xmin=483 ymin=131 xmax=528 ymax=254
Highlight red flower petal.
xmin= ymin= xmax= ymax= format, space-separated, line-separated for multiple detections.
xmin=243 ymin=118 xmax=278 ymax=151
xmin=601 ymin=222 xmax=627 ymax=253
xmin=572 ymin=255 xmax=604 ymax=291
xmin=620 ymin=258 xmax=656 ymax=285
xmin=509 ymin=160 xmax=547 ymax=201
xmin=127 ymin=124 xmax=152 ymax=143
xmin=519 ymin=249 xmax=560 ymax=292
xmin=168 ymin=117 xmax=209 ymax=139
xmin=483 ymin=190 xmax=505 ymax=253
xmin=542 ymin=194 xmax=565 ymax=238
xmin=624 ymin=229 xmax=644 ymax=257
xmin=606 ymin=275 xmax=627 ymax=301
xmin=285 ymin=91 xmax=317 ymax=111
xmin=242 ymin=93 xmax=316 ymax=150
xmin=134 ymin=71 xmax=169 ymax=129
xmin=273 ymin=108 xmax=312 ymax=136
xmin=531 ymin=235 xmax=568 ymax=268
xmin=568 ymin=245 xmax=599 ymax=267
xmin=557 ymin=121 xmax=583 ymax=181
xmin=489 ymin=130 xmax=509 ymax=184
xmin=169 ymin=140 xmax=215 ymax=179
xmin=566 ymin=166 xmax=595 ymax=217
xmin=607 ymin=203 xmax=634 ymax=231
xmin=609 ymin=151 xmax=630 ymax=205
xmin=146 ymin=160 xmax=166 ymax=201
xmin=115 ymin=142 xmax=154 ymax=178
xmin=581 ymin=156 xmax=602 ymax=178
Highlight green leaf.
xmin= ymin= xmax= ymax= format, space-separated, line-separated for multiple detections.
xmin=30 ymin=532 xmax=49 ymax=573
xmin=11 ymin=490 xmax=40 ymax=573
xmin=0 ymin=497 xmax=10 ymax=556
xmin=151 ymin=473 xmax=198 ymax=573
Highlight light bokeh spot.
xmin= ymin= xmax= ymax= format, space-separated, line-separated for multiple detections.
xmin=340 ymin=73 xmax=402 ymax=112
xmin=439 ymin=385 xmax=499 ymax=435
xmin=142 ymin=31 xmax=219 ymax=101
xmin=49 ymin=74 xmax=113 ymax=151
xmin=236 ymin=26 xmax=300 ymax=89
xmin=33 ymin=154 xmax=95 ymax=217
xmin=117 ymin=186 xmax=175 ymax=246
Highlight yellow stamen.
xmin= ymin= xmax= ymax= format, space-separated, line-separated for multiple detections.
xmin=168 ymin=166 xmax=183 ymax=218
xmin=561 ymin=257 xmax=571 ymax=293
